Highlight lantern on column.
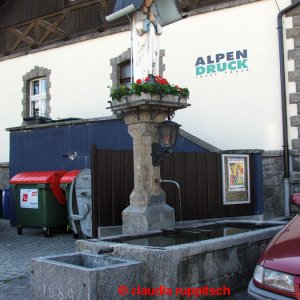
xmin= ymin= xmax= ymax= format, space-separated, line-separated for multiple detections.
xmin=152 ymin=120 xmax=181 ymax=166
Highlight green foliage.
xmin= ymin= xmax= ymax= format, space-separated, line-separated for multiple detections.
xmin=109 ymin=76 xmax=190 ymax=101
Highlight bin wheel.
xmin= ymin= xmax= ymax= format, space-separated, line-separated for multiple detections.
xmin=17 ymin=226 xmax=23 ymax=235
xmin=72 ymin=232 xmax=79 ymax=239
xmin=45 ymin=227 xmax=52 ymax=238
xmin=66 ymin=225 xmax=72 ymax=233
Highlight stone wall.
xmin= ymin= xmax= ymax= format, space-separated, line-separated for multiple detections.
xmin=0 ymin=163 xmax=9 ymax=190
xmin=287 ymin=5 xmax=300 ymax=214
xmin=262 ymin=151 xmax=284 ymax=219
xmin=177 ymin=239 xmax=271 ymax=293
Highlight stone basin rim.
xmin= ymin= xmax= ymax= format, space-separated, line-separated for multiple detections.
xmin=32 ymin=251 xmax=142 ymax=271
xmin=91 ymin=221 xmax=285 ymax=253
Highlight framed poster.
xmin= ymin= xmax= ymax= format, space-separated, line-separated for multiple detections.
xmin=222 ymin=154 xmax=250 ymax=205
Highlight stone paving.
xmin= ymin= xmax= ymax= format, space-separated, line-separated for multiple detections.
xmin=0 ymin=219 xmax=76 ymax=300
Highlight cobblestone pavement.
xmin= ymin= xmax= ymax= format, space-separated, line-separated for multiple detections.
xmin=0 ymin=219 xmax=76 ymax=300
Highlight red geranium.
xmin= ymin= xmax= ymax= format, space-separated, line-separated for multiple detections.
xmin=110 ymin=76 xmax=189 ymax=100
xmin=155 ymin=75 xmax=169 ymax=85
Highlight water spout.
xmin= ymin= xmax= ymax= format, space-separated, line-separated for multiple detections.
xmin=159 ymin=179 xmax=183 ymax=228
xmin=98 ymin=247 xmax=114 ymax=255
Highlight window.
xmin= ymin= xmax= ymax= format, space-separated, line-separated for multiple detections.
xmin=22 ymin=66 xmax=51 ymax=125
xmin=30 ymin=78 xmax=47 ymax=117
xmin=110 ymin=48 xmax=165 ymax=90
xmin=120 ymin=61 xmax=131 ymax=87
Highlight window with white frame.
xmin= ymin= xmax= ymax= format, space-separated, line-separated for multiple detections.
xmin=22 ymin=66 xmax=51 ymax=125
xmin=30 ymin=78 xmax=47 ymax=117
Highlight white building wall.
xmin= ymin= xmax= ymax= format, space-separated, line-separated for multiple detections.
xmin=162 ymin=0 xmax=292 ymax=151
xmin=0 ymin=0 xmax=293 ymax=162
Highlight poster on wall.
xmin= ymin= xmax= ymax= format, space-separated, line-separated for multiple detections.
xmin=20 ymin=189 xmax=39 ymax=209
xmin=222 ymin=154 xmax=250 ymax=205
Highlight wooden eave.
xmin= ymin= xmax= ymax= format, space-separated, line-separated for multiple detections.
xmin=0 ymin=0 xmax=124 ymax=57
xmin=0 ymin=0 xmax=261 ymax=59
xmin=0 ymin=0 xmax=8 ymax=8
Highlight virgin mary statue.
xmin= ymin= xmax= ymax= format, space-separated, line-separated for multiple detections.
xmin=106 ymin=0 xmax=182 ymax=82
xmin=132 ymin=0 xmax=162 ymax=81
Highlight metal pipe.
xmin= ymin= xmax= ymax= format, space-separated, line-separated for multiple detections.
xmin=159 ymin=179 xmax=180 ymax=190
xmin=126 ymin=14 xmax=134 ymax=84
xmin=277 ymin=0 xmax=300 ymax=216
xmin=159 ymin=179 xmax=182 ymax=226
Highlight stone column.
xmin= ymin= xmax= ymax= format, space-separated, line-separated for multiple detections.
xmin=122 ymin=112 xmax=175 ymax=234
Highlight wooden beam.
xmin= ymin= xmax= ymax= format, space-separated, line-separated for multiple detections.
xmin=0 ymin=0 xmax=10 ymax=9
xmin=37 ymin=14 xmax=66 ymax=45
xmin=0 ymin=0 xmax=112 ymax=54
xmin=9 ymin=22 xmax=36 ymax=51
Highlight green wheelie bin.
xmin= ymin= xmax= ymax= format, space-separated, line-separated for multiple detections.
xmin=9 ymin=170 xmax=68 ymax=237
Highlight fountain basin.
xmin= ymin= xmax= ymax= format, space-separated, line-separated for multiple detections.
xmin=76 ymin=220 xmax=285 ymax=298
xmin=102 ymin=220 xmax=280 ymax=247
xmin=31 ymin=252 xmax=145 ymax=300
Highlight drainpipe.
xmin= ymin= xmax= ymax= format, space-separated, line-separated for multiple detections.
xmin=277 ymin=0 xmax=300 ymax=216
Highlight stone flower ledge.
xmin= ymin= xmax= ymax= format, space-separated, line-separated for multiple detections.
xmin=108 ymin=92 xmax=190 ymax=113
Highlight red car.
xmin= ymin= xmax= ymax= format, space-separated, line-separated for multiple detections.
xmin=248 ymin=214 xmax=300 ymax=299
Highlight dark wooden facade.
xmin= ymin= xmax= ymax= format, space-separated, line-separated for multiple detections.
xmin=0 ymin=0 xmax=236 ymax=57
xmin=91 ymin=147 xmax=255 ymax=237
xmin=8 ymin=118 xmax=214 ymax=228
xmin=0 ymin=0 xmax=122 ymax=56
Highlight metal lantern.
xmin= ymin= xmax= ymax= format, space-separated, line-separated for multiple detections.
xmin=152 ymin=120 xmax=181 ymax=166
xmin=157 ymin=120 xmax=181 ymax=148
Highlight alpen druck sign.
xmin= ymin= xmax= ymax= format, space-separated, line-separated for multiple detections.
xmin=195 ymin=49 xmax=248 ymax=77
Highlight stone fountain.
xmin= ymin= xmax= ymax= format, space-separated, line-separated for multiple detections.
xmin=109 ymin=93 xmax=189 ymax=234
xmin=106 ymin=0 xmax=188 ymax=234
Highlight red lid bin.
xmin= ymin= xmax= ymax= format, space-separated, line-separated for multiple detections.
xmin=60 ymin=170 xmax=80 ymax=184
xmin=10 ymin=171 xmax=67 ymax=205
xmin=9 ymin=170 xmax=68 ymax=236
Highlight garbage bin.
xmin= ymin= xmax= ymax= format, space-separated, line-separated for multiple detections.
xmin=3 ymin=188 xmax=17 ymax=226
xmin=2 ymin=188 xmax=10 ymax=219
xmin=8 ymin=188 xmax=17 ymax=227
xmin=0 ymin=189 xmax=3 ymax=218
xmin=68 ymin=169 xmax=93 ymax=238
xmin=60 ymin=170 xmax=80 ymax=238
xmin=9 ymin=170 xmax=68 ymax=237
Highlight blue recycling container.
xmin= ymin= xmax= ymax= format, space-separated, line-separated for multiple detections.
xmin=0 ymin=189 xmax=2 ymax=218
xmin=9 ymin=189 xmax=17 ymax=226
xmin=2 ymin=188 xmax=10 ymax=219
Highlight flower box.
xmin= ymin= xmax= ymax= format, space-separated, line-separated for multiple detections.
xmin=111 ymin=92 xmax=188 ymax=109
xmin=110 ymin=76 xmax=189 ymax=101
xmin=109 ymin=76 xmax=190 ymax=113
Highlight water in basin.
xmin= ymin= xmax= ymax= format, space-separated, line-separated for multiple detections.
xmin=48 ymin=253 xmax=121 ymax=268
xmin=116 ymin=222 xmax=279 ymax=247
